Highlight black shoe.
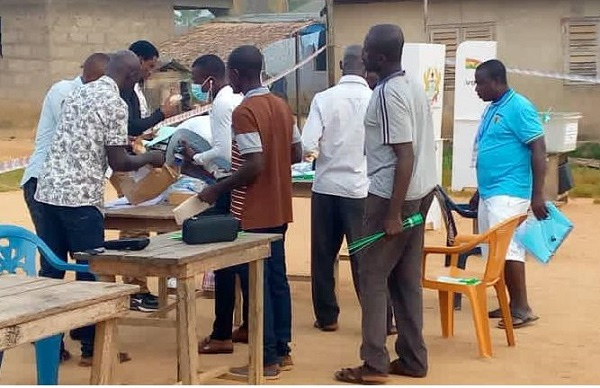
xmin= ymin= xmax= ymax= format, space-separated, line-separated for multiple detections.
xmin=130 ymin=293 xmax=159 ymax=312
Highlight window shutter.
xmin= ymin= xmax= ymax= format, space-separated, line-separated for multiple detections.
xmin=429 ymin=23 xmax=495 ymax=91
xmin=566 ymin=19 xmax=599 ymax=84
xmin=429 ymin=27 xmax=459 ymax=90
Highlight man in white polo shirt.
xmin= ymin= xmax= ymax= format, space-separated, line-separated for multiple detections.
xmin=302 ymin=45 xmax=371 ymax=332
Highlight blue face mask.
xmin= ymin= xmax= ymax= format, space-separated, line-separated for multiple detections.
xmin=191 ymin=83 xmax=209 ymax=102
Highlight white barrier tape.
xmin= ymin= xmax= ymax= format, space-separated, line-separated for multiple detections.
xmin=445 ymin=59 xmax=600 ymax=84
xmin=151 ymin=45 xmax=328 ymax=130
xmin=0 ymin=157 xmax=29 ymax=174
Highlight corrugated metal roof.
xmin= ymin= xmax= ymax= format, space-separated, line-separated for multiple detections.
xmin=159 ymin=19 xmax=316 ymax=67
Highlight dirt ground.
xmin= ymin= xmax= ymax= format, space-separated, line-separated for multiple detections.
xmin=0 ymin=182 xmax=599 ymax=385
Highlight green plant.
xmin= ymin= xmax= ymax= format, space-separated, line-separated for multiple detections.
xmin=0 ymin=169 xmax=24 ymax=193
xmin=568 ymin=142 xmax=600 ymax=160
xmin=568 ymin=165 xmax=600 ymax=198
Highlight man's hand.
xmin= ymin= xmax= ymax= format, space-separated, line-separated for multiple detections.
xmin=384 ymin=214 xmax=404 ymax=237
xmin=160 ymin=99 xmax=178 ymax=118
xmin=147 ymin=150 xmax=165 ymax=168
xmin=468 ymin=190 xmax=480 ymax=211
xmin=531 ymin=193 xmax=548 ymax=220
xmin=180 ymin=140 xmax=197 ymax=162
xmin=197 ymin=185 xmax=219 ymax=205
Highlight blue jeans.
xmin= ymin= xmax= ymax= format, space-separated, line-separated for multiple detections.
xmin=37 ymin=203 xmax=103 ymax=358
xmin=248 ymin=224 xmax=291 ymax=366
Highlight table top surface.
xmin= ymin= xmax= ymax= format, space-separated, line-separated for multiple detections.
xmin=104 ymin=204 xmax=176 ymax=220
xmin=82 ymin=232 xmax=282 ymax=265
xmin=0 ymin=275 xmax=137 ymax=328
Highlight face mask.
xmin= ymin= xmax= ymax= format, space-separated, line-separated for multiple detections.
xmin=191 ymin=78 xmax=213 ymax=103
xmin=191 ymin=83 xmax=209 ymax=102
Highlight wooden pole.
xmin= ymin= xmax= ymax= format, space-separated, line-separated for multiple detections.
xmin=295 ymin=33 xmax=303 ymax=128
xmin=325 ymin=0 xmax=336 ymax=88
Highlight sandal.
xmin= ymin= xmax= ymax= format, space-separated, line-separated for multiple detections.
xmin=488 ymin=308 xmax=502 ymax=319
xmin=498 ymin=311 xmax=539 ymax=329
xmin=334 ymin=364 xmax=388 ymax=385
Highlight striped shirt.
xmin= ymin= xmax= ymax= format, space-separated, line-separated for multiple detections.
xmin=230 ymin=141 xmax=246 ymax=220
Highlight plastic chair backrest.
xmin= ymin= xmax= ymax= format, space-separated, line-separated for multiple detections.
xmin=0 ymin=224 xmax=90 ymax=276
xmin=433 ymin=186 xmax=459 ymax=246
xmin=482 ymin=215 xmax=528 ymax=283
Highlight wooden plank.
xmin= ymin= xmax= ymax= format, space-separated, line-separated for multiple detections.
xmin=85 ymin=233 xmax=280 ymax=267
xmin=184 ymin=244 xmax=271 ymax=277
xmin=176 ymin=276 xmax=199 ymax=385
xmin=104 ymin=218 xmax=179 ymax=234
xmin=196 ymin=366 xmax=229 ymax=384
xmin=0 ymin=275 xmax=46 ymax=291
xmin=248 ymin=259 xmax=264 ymax=385
xmin=104 ymin=204 xmax=176 ymax=220
xmin=0 ymin=297 xmax=128 ymax=350
xmin=90 ymin=318 xmax=119 ymax=385
xmin=0 ymin=277 xmax=66 ymax=298
xmin=0 ymin=281 xmax=137 ymax=328
xmin=90 ymin=261 xmax=183 ymax=278
xmin=158 ymin=277 xmax=169 ymax=318
xmin=118 ymin=316 xmax=177 ymax=328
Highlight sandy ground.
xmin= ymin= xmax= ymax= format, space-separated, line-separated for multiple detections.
xmin=0 ymin=188 xmax=599 ymax=384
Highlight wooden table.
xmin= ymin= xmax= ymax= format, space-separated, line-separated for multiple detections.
xmin=79 ymin=232 xmax=281 ymax=385
xmin=104 ymin=204 xmax=178 ymax=234
xmin=0 ymin=275 xmax=138 ymax=385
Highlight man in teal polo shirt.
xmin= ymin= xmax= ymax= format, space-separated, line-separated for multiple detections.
xmin=470 ymin=59 xmax=548 ymax=328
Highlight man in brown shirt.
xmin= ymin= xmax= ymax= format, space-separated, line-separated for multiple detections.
xmin=198 ymin=45 xmax=302 ymax=380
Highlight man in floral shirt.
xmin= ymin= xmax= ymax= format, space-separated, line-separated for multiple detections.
xmin=35 ymin=50 xmax=165 ymax=366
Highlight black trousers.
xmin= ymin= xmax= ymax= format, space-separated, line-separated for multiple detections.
xmin=311 ymin=192 xmax=365 ymax=326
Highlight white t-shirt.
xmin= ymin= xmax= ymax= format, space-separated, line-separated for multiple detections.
xmin=302 ymin=75 xmax=371 ymax=199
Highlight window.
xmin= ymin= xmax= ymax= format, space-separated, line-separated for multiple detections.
xmin=428 ymin=23 xmax=496 ymax=90
xmin=564 ymin=18 xmax=599 ymax=85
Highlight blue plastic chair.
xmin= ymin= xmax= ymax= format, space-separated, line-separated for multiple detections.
xmin=0 ymin=224 xmax=91 ymax=385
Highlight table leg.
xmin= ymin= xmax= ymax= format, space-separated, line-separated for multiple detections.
xmin=158 ymin=277 xmax=169 ymax=318
xmin=248 ymin=259 xmax=264 ymax=385
xmin=176 ymin=276 xmax=199 ymax=385
xmin=90 ymin=318 xmax=118 ymax=385
xmin=97 ymin=275 xmax=116 ymax=283
xmin=234 ymin=275 xmax=242 ymax=327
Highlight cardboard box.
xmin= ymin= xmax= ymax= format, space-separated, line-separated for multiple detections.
xmin=110 ymin=165 xmax=179 ymax=205
xmin=173 ymin=195 xmax=210 ymax=225
xmin=168 ymin=192 xmax=195 ymax=206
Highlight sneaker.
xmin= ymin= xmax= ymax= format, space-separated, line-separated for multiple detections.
xmin=130 ymin=293 xmax=159 ymax=312
xmin=228 ymin=364 xmax=280 ymax=380
xmin=278 ymin=354 xmax=293 ymax=371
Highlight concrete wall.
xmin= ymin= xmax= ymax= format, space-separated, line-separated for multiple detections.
xmin=332 ymin=0 xmax=600 ymax=140
xmin=0 ymin=0 xmax=175 ymax=131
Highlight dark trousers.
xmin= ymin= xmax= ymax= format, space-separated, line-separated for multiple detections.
xmin=211 ymin=224 xmax=291 ymax=366
xmin=37 ymin=202 xmax=103 ymax=358
xmin=359 ymin=192 xmax=433 ymax=375
xmin=311 ymin=192 xmax=364 ymax=325
xmin=207 ymin=190 xmax=251 ymax=341
xmin=255 ymin=224 xmax=291 ymax=366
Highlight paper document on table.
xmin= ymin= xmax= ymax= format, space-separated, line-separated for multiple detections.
xmin=173 ymin=195 xmax=211 ymax=225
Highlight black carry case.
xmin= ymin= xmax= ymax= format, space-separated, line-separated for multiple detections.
xmin=182 ymin=214 xmax=240 ymax=245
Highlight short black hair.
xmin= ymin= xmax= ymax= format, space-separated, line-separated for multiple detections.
xmin=128 ymin=40 xmax=159 ymax=61
xmin=476 ymin=59 xmax=508 ymax=85
xmin=227 ymin=45 xmax=263 ymax=79
xmin=367 ymin=24 xmax=404 ymax=63
xmin=192 ymin=54 xmax=226 ymax=79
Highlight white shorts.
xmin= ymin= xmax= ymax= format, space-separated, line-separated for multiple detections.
xmin=478 ymin=195 xmax=530 ymax=263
